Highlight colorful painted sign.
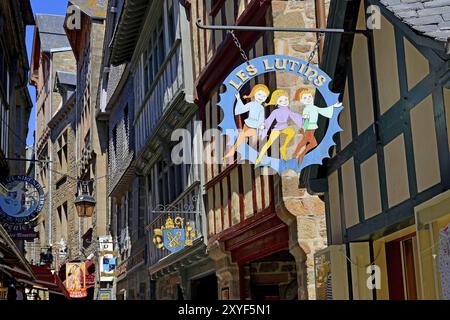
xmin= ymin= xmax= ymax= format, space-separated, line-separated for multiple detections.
xmin=97 ymin=289 xmax=113 ymax=300
xmin=65 ymin=262 xmax=87 ymax=298
xmin=153 ymin=217 xmax=196 ymax=253
xmin=98 ymin=236 xmax=117 ymax=282
xmin=220 ymin=55 xmax=343 ymax=174
xmin=0 ymin=175 xmax=44 ymax=224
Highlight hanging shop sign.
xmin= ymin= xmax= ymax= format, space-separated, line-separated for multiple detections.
xmin=98 ymin=236 xmax=117 ymax=282
xmin=65 ymin=262 xmax=87 ymax=298
xmin=153 ymin=216 xmax=196 ymax=253
xmin=2 ymin=218 xmax=39 ymax=241
xmin=0 ymin=175 xmax=44 ymax=224
xmin=97 ymin=289 xmax=113 ymax=300
xmin=0 ymin=283 xmax=7 ymax=300
xmin=220 ymin=55 xmax=343 ymax=174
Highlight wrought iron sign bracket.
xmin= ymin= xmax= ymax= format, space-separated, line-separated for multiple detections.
xmin=196 ymin=18 xmax=369 ymax=36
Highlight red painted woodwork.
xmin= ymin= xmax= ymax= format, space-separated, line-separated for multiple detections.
xmin=195 ymin=0 xmax=271 ymax=109
xmin=208 ymin=209 xmax=289 ymax=265
xmin=385 ymin=240 xmax=405 ymax=300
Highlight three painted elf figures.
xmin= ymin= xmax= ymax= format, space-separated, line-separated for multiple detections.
xmin=224 ymin=84 xmax=341 ymax=170
xmin=219 ymin=55 xmax=344 ymax=174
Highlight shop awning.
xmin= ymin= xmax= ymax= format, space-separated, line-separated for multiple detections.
xmin=31 ymin=265 xmax=70 ymax=298
xmin=0 ymin=260 xmax=69 ymax=298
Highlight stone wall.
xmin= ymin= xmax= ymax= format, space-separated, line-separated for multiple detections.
xmin=50 ymin=103 xmax=79 ymax=264
xmin=271 ymin=0 xmax=329 ymax=300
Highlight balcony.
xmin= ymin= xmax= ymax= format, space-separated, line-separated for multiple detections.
xmin=147 ymin=185 xmax=202 ymax=267
xmin=134 ymin=39 xmax=185 ymax=153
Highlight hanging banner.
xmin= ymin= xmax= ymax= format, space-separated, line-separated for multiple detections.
xmin=0 ymin=175 xmax=45 ymax=224
xmin=98 ymin=236 xmax=117 ymax=282
xmin=220 ymin=55 xmax=343 ymax=174
xmin=65 ymin=262 xmax=87 ymax=298
xmin=153 ymin=217 xmax=196 ymax=253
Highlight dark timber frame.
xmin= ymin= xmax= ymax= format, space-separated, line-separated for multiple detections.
xmin=306 ymin=0 xmax=450 ymax=244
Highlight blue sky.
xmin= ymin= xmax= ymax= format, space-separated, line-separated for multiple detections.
xmin=26 ymin=0 xmax=69 ymax=146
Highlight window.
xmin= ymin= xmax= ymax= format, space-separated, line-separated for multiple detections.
xmin=57 ymin=130 xmax=68 ymax=175
xmin=112 ymin=125 xmax=118 ymax=153
xmin=124 ymin=105 xmax=129 ymax=138
xmin=167 ymin=0 xmax=176 ymax=46
xmin=57 ymin=202 xmax=68 ymax=241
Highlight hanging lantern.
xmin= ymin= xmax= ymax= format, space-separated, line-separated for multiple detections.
xmin=74 ymin=181 xmax=96 ymax=218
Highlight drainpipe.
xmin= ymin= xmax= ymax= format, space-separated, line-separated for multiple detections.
xmin=48 ymin=53 xmax=53 ymax=249
xmin=315 ymin=0 xmax=326 ymax=64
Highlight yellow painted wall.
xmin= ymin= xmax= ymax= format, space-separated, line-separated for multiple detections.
xmin=360 ymin=154 xmax=382 ymax=219
xmin=352 ymin=1 xmax=374 ymax=135
xmin=415 ymin=190 xmax=450 ymax=300
xmin=384 ymin=134 xmax=410 ymax=207
xmin=373 ymin=240 xmax=389 ymax=300
xmin=410 ymin=95 xmax=441 ymax=192
xmin=373 ymin=16 xmax=400 ymax=114
xmin=349 ymin=242 xmax=373 ymax=300
xmin=328 ymin=171 xmax=343 ymax=244
xmin=404 ymin=38 xmax=429 ymax=91
xmin=341 ymin=158 xmax=359 ymax=228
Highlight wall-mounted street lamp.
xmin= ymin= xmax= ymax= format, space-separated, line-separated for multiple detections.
xmin=74 ymin=181 xmax=95 ymax=218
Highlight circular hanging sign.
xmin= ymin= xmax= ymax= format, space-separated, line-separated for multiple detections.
xmin=0 ymin=175 xmax=45 ymax=224
xmin=220 ymin=55 xmax=344 ymax=174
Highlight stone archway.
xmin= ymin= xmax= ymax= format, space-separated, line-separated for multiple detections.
xmin=274 ymin=173 xmax=327 ymax=300
xmin=207 ymin=240 xmax=240 ymax=300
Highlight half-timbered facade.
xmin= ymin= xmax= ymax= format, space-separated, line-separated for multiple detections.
xmin=109 ymin=0 xmax=216 ymax=299
xmin=191 ymin=0 xmax=329 ymax=300
xmin=308 ymin=0 xmax=450 ymax=300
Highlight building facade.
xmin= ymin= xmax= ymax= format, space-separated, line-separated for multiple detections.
xmin=29 ymin=14 xmax=77 ymax=265
xmin=109 ymin=0 xmax=216 ymax=299
xmin=190 ymin=0 xmax=329 ymax=300
xmin=96 ymin=0 xmax=146 ymax=300
xmin=63 ymin=0 xmax=108 ymax=298
xmin=0 ymin=0 xmax=34 ymax=183
xmin=308 ymin=0 xmax=450 ymax=300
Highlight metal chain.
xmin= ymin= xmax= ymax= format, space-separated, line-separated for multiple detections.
xmin=228 ymin=30 xmax=250 ymax=65
xmin=304 ymin=32 xmax=324 ymax=85
xmin=306 ymin=32 xmax=324 ymax=67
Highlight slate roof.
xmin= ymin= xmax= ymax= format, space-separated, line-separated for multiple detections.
xmin=68 ymin=0 xmax=107 ymax=19
xmin=380 ymin=0 xmax=450 ymax=42
xmin=35 ymin=14 xmax=70 ymax=52
xmin=55 ymin=71 xmax=77 ymax=87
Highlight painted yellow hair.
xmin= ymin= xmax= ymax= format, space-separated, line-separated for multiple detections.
xmin=243 ymin=84 xmax=270 ymax=100
xmin=267 ymin=89 xmax=289 ymax=106
xmin=294 ymin=88 xmax=315 ymax=101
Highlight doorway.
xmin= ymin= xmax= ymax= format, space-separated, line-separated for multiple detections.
xmin=190 ymin=273 xmax=218 ymax=300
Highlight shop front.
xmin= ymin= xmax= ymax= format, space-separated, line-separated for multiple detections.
xmin=208 ymin=210 xmax=295 ymax=300
xmin=116 ymin=247 xmax=148 ymax=300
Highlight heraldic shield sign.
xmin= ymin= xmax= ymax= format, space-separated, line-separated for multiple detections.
xmin=220 ymin=55 xmax=344 ymax=174
xmin=153 ymin=216 xmax=196 ymax=253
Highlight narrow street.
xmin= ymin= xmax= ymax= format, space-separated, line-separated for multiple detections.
xmin=0 ymin=0 xmax=450 ymax=305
